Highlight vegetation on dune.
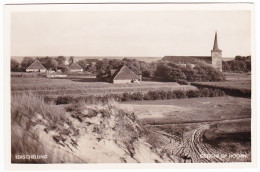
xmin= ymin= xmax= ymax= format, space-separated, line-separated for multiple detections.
xmin=11 ymin=93 xmax=68 ymax=163
xmin=11 ymin=93 xmax=172 ymax=163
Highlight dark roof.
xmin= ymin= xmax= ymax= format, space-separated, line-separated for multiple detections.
xmin=162 ymin=56 xmax=212 ymax=64
xmin=26 ymin=60 xmax=46 ymax=70
xmin=85 ymin=59 xmax=99 ymax=63
xmin=68 ymin=62 xmax=83 ymax=70
xmin=112 ymin=65 xmax=140 ymax=80
xmin=212 ymin=32 xmax=221 ymax=51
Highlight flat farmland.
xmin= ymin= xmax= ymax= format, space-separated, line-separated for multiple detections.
xmin=11 ymin=77 xmax=197 ymax=96
xmin=191 ymin=73 xmax=251 ymax=98
xmin=120 ymin=96 xmax=251 ymax=124
xmin=120 ymin=96 xmax=251 ymax=162
xmin=192 ymin=72 xmax=251 ymax=90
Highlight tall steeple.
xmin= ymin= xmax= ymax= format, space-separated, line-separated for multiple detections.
xmin=211 ymin=31 xmax=222 ymax=72
xmin=212 ymin=31 xmax=221 ymax=51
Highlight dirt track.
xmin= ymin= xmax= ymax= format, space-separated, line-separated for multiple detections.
xmin=155 ymin=120 xmax=250 ymax=163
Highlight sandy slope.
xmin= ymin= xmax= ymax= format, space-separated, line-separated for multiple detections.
xmin=12 ymin=102 xmax=175 ymax=163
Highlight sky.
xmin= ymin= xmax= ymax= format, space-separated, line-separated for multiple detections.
xmin=11 ymin=10 xmax=251 ymax=57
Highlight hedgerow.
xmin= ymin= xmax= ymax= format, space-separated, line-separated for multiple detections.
xmin=47 ymin=88 xmax=226 ymax=105
xmin=191 ymin=83 xmax=250 ymax=98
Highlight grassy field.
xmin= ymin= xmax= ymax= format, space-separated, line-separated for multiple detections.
xmin=121 ymin=96 xmax=251 ymax=161
xmin=191 ymin=72 xmax=251 ymax=97
xmin=120 ymin=96 xmax=251 ymax=124
xmin=192 ymin=72 xmax=251 ymax=90
xmin=11 ymin=77 xmax=196 ymax=96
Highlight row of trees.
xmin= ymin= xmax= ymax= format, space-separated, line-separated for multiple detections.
xmin=11 ymin=56 xmax=88 ymax=73
xmin=222 ymin=55 xmax=251 ymax=73
xmin=96 ymin=58 xmax=157 ymax=80
xmin=154 ymin=62 xmax=225 ymax=82
xmin=11 ymin=56 xmax=68 ymax=72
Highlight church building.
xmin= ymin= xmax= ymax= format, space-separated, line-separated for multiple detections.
xmin=162 ymin=32 xmax=223 ymax=72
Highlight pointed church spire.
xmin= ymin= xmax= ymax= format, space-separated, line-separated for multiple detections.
xmin=213 ymin=31 xmax=221 ymax=51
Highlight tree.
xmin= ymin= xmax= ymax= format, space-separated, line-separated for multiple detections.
xmin=39 ymin=57 xmax=58 ymax=70
xmin=222 ymin=59 xmax=251 ymax=73
xmin=21 ymin=57 xmax=35 ymax=71
xmin=61 ymin=66 xmax=70 ymax=74
xmin=154 ymin=62 xmax=225 ymax=82
xmin=68 ymin=56 xmax=75 ymax=64
xmin=142 ymin=70 xmax=152 ymax=77
xmin=56 ymin=56 xmax=66 ymax=66
xmin=11 ymin=59 xmax=19 ymax=71
xmin=154 ymin=62 xmax=172 ymax=81
xmin=78 ymin=59 xmax=89 ymax=71
xmin=86 ymin=63 xmax=97 ymax=74
xmin=51 ymin=59 xmax=59 ymax=71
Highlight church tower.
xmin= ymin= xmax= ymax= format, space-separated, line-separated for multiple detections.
xmin=211 ymin=32 xmax=222 ymax=72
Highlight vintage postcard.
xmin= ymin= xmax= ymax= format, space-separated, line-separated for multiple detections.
xmin=4 ymin=1 xmax=256 ymax=170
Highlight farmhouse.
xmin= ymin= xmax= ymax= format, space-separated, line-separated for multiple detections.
xmin=68 ymin=62 xmax=83 ymax=72
xmin=26 ymin=60 xmax=46 ymax=73
xmin=111 ymin=65 xmax=141 ymax=84
xmin=162 ymin=32 xmax=223 ymax=72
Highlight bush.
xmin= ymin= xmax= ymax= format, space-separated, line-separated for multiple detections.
xmin=154 ymin=62 xmax=225 ymax=82
xmin=122 ymin=93 xmax=132 ymax=102
xmin=174 ymin=90 xmax=187 ymax=99
xmin=44 ymin=96 xmax=55 ymax=104
xmin=177 ymin=79 xmax=189 ymax=85
xmin=199 ymin=88 xmax=211 ymax=97
xmin=144 ymin=91 xmax=155 ymax=100
xmin=132 ymin=92 xmax=144 ymax=101
xmin=157 ymin=90 xmax=168 ymax=100
xmin=166 ymin=91 xmax=177 ymax=99
xmin=56 ymin=96 xmax=75 ymax=105
xmin=186 ymin=90 xmax=200 ymax=98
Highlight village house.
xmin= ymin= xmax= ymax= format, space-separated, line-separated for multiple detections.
xmin=67 ymin=57 xmax=84 ymax=72
xmin=26 ymin=59 xmax=46 ymax=73
xmin=111 ymin=65 xmax=141 ymax=84
xmin=68 ymin=62 xmax=83 ymax=72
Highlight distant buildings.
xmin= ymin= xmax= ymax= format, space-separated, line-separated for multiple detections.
xmin=162 ymin=32 xmax=223 ymax=72
xmin=26 ymin=59 xmax=46 ymax=73
xmin=68 ymin=62 xmax=83 ymax=72
xmin=26 ymin=57 xmax=83 ymax=73
xmin=111 ymin=65 xmax=141 ymax=84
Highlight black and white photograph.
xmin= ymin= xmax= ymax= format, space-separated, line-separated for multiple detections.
xmin=4 ymin=2 xmax=256 ymax=168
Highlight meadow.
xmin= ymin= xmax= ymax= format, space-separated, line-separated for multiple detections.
xmin=11 ymin=77 xmax=196 ymax=96
xmin=191 ymin=72 xmax=251 ymax=97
